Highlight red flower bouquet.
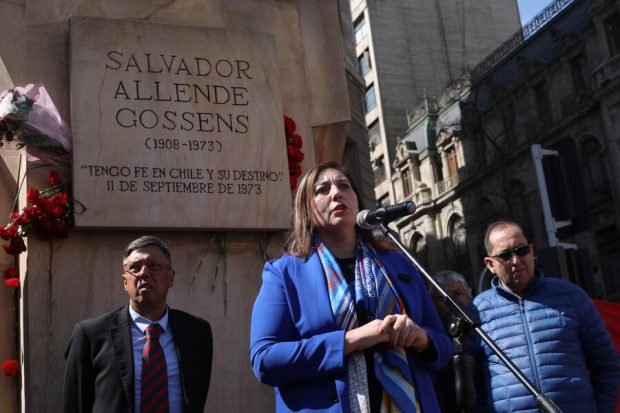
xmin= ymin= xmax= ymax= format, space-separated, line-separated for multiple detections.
xmin=284 ymin=116 xmax=304 ymax=190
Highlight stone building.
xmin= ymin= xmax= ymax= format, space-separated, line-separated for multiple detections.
xmin=349 ymin=0 xmax=520 ymax=207
xmin=392 ymin=0 xmax=620 ymax=300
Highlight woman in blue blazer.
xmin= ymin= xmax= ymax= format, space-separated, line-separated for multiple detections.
xmin=250 ymin=161 xmax=452 ymax=413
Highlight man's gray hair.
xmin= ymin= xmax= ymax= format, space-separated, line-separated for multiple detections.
xmin=122 ymin=235 xmax=172 ymax=267
xmin=433 ymin=270 xmax=472 ymax=298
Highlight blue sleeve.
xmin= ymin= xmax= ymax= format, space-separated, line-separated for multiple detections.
xmin=249 ymin=259 xmax=345 ymax=387
xmin=577 ymin=291 xmax=620 ymax=412
xmin=411 ymin=267 xmax=454 ymax=371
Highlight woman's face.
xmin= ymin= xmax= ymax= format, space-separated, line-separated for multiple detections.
xmin=311 ymin=168 xmax=359 ymax=237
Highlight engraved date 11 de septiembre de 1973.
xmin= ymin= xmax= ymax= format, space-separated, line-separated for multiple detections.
xmin=144 ymin=137 xmax=223 ymax=152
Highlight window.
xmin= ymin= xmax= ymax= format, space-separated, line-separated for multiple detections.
xmin=507 ymin=179 xmax=531 ymax=235
xmin=582 ymin=138 xmax=607 ymax=190
xmin=570 ymin=56 xmax=586 ymax=94
xmin=368 ymin=121 xmax=381 ymax=149
xmin=373 ymin=155 xmax=386 ymax=185
xmin=449 ymin=215 xmax=467 ymax=257
xmin=364 ymin=84 xmax=377 ymax=112
xmin=354 ymin=16 xmax=369 ymax=45
xmin=358 ymin=49 xmax=372 ymax=77
xmin=432 ymin=155 xmax=443 ymax=182
xmin=501 ymin=103 xmax=515 ymax=140
xmin=534 ymin=81 xmax=552 ymax=124
xmin=409 ymin=232 xmax=427 ymax=265
xmin=445 ymin=147 xmax=458 ymax=178
xmin=604 ymin=12 xmax=620 ymax=57
xmin=402 ymin=168 xmax=413 ymax=197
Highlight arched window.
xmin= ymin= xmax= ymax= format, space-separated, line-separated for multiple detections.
xmin=580 ymin=137 xmax=611 ymax=205
xmin=409 ymin=232 xmax=427 ymax=266
xmin=581 ymin=138 xmax=607 ymax=190
xmin=449 ymin=215 xmax=467 ymax=257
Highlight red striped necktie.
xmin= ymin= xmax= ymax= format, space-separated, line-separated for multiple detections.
xmin=141 ymin=323 xmax=169 ymax=413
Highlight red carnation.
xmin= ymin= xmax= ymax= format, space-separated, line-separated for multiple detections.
xmin=4 ymin=278 xmax=20 ymax=288
xmin=54 ymin=192 xmax=68 ymax=206
xmin=292 ymin=147 xmax=304 ymax=162
xmin=289 ymin=175 xmax=298 ymax=190
xmin=4 ymin=267 xmax=18 ymax=279
xmin=3 ymin=236 xmax=26 ymax=256
xmin=2 ymin=360 xmax=19 ymax=376
xmin=26 ymin=188 xmax=39 ymax=203
xmin=0 ymin=225 xmax=17 ymax=241
xmin=284 ymin=116 xmax=296 ymax=135
xmin=49 ymin=171 xmax=62 ymax=186
xmin=48 ymin=204 xmax=66 ymax=219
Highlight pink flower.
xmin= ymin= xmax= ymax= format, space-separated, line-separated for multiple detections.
xmin=2 ymin=360 xmax=19 ymax=376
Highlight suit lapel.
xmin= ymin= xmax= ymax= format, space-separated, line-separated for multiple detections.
xmin=169 ymin=310 xmax=192 ymax=410
xmin=297 ymin=253 xmax=339 ymax=332
xmin=111 ymin=306 xmax=136 ymax=413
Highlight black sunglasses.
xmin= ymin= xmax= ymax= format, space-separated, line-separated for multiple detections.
xmin=490 ymin=244 xmax=531 ymax=262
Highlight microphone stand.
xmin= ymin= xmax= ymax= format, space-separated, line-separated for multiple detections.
xmin=447 ymin=311 xmax=475 ymax=412
xmin=376 ymin=224 xmax=564 ymax=413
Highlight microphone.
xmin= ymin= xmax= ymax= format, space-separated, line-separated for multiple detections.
xmin=356 ymin=201 xmax=416 ymax=229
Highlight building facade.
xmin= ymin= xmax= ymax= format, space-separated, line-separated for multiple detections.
xmin=392 ymin=0 xmax=620 ymax=300
xmin=349 ymin=0 xmax=520 ymax=206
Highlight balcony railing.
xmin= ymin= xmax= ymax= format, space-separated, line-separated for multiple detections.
xmin=593 ymin=53 xmax=620 ymax=87
xmin=471 ymin=0 xmax=576 ymax=81
xmin=435 ymin=174 xmax=459 ymax=196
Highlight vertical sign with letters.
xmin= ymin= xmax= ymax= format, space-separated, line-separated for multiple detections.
xmin=70 ymin=17 xmax=291 ymax=229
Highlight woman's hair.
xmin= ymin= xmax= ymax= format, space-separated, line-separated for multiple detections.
xmin=284 ymin=161 xmax=374 ymax=258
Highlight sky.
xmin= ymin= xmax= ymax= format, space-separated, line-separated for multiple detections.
xmin=517 ymin=0 xmax=552 ymax=25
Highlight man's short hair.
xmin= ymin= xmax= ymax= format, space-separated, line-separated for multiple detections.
xmin=122 ymin=235 xmax=172 ymax=267
xmin=433 ymin=270 xmax=472 ymax=298
xmin=483 ymin=220 xmax=527 ymax=255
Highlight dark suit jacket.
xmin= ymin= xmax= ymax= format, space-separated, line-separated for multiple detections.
xmin=63 ymin=306 xmax=213 ymax=413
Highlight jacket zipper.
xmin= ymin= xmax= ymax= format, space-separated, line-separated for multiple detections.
xmin=520 ymin=298 xmax=542 ymax=392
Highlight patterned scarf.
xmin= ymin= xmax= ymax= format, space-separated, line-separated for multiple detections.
xmin=315 ymin=236 xmax=420 ymax=413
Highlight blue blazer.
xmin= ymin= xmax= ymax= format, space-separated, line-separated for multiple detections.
xmin=250 ymin=250 xmax=452 ymax=412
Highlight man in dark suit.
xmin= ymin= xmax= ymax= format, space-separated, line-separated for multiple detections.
xmin=63 ymin=235 xmax=213 ymax=413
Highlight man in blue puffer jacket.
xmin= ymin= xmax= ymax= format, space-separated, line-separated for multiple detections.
xmin=472 ymin=220 xmax=620 ymax=413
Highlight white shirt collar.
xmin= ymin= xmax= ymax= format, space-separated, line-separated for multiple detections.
xmin=128 ymin=305 xmax=169 ymax=334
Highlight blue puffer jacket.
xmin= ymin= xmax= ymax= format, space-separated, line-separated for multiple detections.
xmin=472 ymin=269 xmax=620 ymax=413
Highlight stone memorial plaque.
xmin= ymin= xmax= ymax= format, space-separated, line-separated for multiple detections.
xmin=70 ymin=17 xmax=292 ymax=229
